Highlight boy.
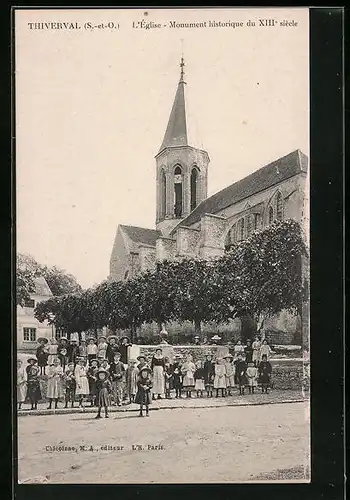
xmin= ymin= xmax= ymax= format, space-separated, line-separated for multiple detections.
xmin=109 ymin=352 xmax=125 ymax=406
xmin=95 ymin=368 xmax=112 ymax=419
xmin=64 ymin=362 xmax=76 ymax=408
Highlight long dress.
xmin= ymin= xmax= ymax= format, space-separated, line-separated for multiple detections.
xmin=96 ymin=379 xmax=112 ymax=407
xmin=203 ymin=360 xmax=215 ymax=388
xmin=258 ymin=361 xmax=272 ymax=385
xmin=252 ymin=340 xmax=262 ymax=365
xmin=125 ymin=366 xmax=139 ymax=397
xmin=194 ymin=368 xmax=205 ymax=391
xmin=235 ymin=360 xmax=248 ymax=386
xmin=172 ymin=362 xmax=183 ymax=390
xmin=17 ymin=367 xmax=27 ymax=403
xmin=151 ymin=356 xmax=165 ymax=394
xmin=259 ymin=344 xmax=272 ymax=361
xmin=164 ymin=364 xmax=173 ymax=391
xmin=224 ymin=361 xmax=235 ymax=388
xmin=246 ymin=366 xmax=258 ymax=387
xmin=181 ymin=361 xmax=196 ymax=389
xmin=26 ymin=365 xmax=42 ymax=402
xmin=134 ymin=377 xmax=153 ymax=405
xmin=47 ymin=344 xmax=58 ymax=365
xmin=36 ymin=345 xmax=48 ymax=368
xmin=245 ymin=346 xmax=254 ymax=364
xmin=46 ymin=365 xmax=64 ymax=399
xmin=74 ymin=364 xmax=90 ymax=395
xmin=214 ymin=364 xmax=226 ymax=389
xmin=97 ymin=342 xmax=108 ymax=360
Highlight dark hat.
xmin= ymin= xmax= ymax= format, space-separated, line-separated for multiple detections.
xmin=137 ymin=355 xmax=146 ymax=361
xmin=139 ymin=365 xmax=152 ymax=374
xmin=204 ymin=351 xmax=213 ymax=357
xmin=76 ymin=356 xmax=85 ymax=361
xmin=174 ymin=354 xmax=182 ymax=359
xmin=70 ymin=339 xmax=78 ymax=343
xmin=87 ymin=336 xmax=96 ymax=341
xmin=107 ymin=335 xmax=118 ymax=342
xmin=37 ymin=337 xmax=49 ymax=344
xmin=120 ymin=336 xmax=130 ymax=343
xmin=97 ymin=368 xmax=108 ymax=376
xmin=98 ymin=336 xmax=106 ymax=340
xmin=27 ymin=357 xmax=37 ymax=364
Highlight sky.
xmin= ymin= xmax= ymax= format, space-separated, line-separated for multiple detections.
xmin=16 ymin=8 xmax=309 ymax=288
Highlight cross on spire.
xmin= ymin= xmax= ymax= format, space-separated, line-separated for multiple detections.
xmin=179 ymin=56 xmax=186 ymax=83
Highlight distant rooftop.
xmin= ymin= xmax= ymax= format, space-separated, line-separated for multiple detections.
xmin=120 ymin=225 xmax=162 ymax=247
xmin=34 ymin=276 xmax=53 ymax=297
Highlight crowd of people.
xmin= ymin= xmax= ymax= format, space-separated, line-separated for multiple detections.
xmin=17 ymin=334 xmax=273 ymax=418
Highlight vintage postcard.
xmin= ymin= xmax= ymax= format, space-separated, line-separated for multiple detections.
xmin=15 ymin=7 xmax=310 ymax=484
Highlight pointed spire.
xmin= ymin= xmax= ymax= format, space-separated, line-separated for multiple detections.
xmin=159 ymin=57 xmax=188 ymax=153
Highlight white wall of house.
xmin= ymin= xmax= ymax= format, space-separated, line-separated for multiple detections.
xmin=17 ymin=293 xmax=55 ymax=352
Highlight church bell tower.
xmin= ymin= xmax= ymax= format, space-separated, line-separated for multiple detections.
xmin=155 ymin=57 xmax=210 ymax=235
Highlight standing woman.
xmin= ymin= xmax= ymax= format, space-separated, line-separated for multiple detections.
xmin=26 ymin=358 xmax=42 ymax=410
xmin=17 ymin=359 xmax=27 ymax=410
xmin=252 ymin=336 xmax=262 ymax=367
xmin=74 ymin=356 xmax=90 ymax=408
xmin=181 ymin=354 xmax=196 ymax=398
xmin=118 ymin=336 xmax=132 ymax=367
xmin=36 ymin=337 xmax=49 ymax=375
xmin=151 ymin=348 xmax=165 ymax=400
xmin=46 ymin=357 xmax=64 ymax=409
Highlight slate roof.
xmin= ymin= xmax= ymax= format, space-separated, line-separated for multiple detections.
xmin=159 ymin=79 xmax=188 ymax=153
xmin=120 ymin=225 xmax=162 ymax=247
xmin=175 ymin=149 xmax=308 ymax=230
xmin=34 ymin=276 xmax=53 ymax=297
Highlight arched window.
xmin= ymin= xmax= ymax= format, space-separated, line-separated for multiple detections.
xmin=268 ymin=206 xmax=274 ymax=224
xmin=253 ymin=213 xmax=260 ymax=230
xmin=161 ymin=171 xmax=166 ymax=218
xmin=190 ymin=168 xmax=198 ymax=211
xmin=276 ymin=192 xmax=283 ymax=220
xmin=174 ymin=165 xmax=183 ymax=217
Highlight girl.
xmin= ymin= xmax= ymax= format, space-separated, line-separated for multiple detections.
xmin=151 ymin=348 xmax=165 ymax=400
xmin=194 ymin=360 xmax=205 ymax=398
xmin=87 ymin=338 xmax=98 ymax=364
xmin=135 ymin=365 xmax=153 ymax=417
xmin=137 ymin=355 xmax=147 ymax=371
xmin=259 ymin=339 xmax=272 ymax=361
xmin=172 ymin=355 xmax=183 ymax=399
xmin=223 ymin=354 xmax=235 ymax=396
xmin=36 ymin=338 xmax=49 ymax=375
xmin=47 ymin=337 xmax=58 ymax=366
xmin=244 ymin=339 xmax=254 ymax=364
xmin=235 ymin=354 xmax=248 ymax=395
xmin=106 ymin=336 xmax=119 ymax=364
xmin=164 ymin=357 xmax=173 ymax=399
xmin=64 ymin=362 xmax=76 ymax=408
xmin=46 ymin=357 xmax=64 ymax=409
xmin=258 ymin=354 xmax=272 ymax=393
xmin=74 ymin=356 xmax=90 ymax=408
xmin=57 ymin=345 xmax=69 ymax=372
xmin=252 ymin=336 xmax=262 ymax=366
xmin=97 ymin=336 xmax=108 ymax=360
xmin=78 ymin=339 xmax=87 ymax=363
xmin=17 ymin=359 xmax=27 ymax=410
xmin=125 ymin=359 xmax=139 ymax=403
xmin=233 ymin=340 xmax=245 ymax=360
xmin=203 ymin=352 xmax=215 ymax=398
xmin=246 ymin=361 xmax=258 ymax=394
xmin=68 ymin=339 xmax=80 ymax=366
xmin=181 ymin=354 xmax=196 ymax=398
xmin=100 ymin=358 xmax=110 ymax=373
xmin=87 ymin=358 xmax=99 ymax=406
xmin=214 ymin=358 xmax=226 ymax=397
xmin=119 ymin=336 xmax=132 ymax=366
xmin=26 ymin=358 xmax=42 ymax=410
xmin=95 ymin=368 xmax=112 ymax=419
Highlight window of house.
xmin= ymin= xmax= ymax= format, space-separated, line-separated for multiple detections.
xmin=24 ymin=298 xmax=35 ymax=308
xmin=276 ymin=192 xmax=283 ymax=220
xmin=268 ymin=206 xmax=274 ymax=224
xmin=23 ymin=327 xmax=36 ymax=342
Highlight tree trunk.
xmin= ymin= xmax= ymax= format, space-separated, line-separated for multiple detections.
xmin=194 ymin=319 xmax=202 ymax=339
xmin=240 ymin=314 xmax=257 ymax=342
xmin=130 ymin=323 xmax=137 ymax=344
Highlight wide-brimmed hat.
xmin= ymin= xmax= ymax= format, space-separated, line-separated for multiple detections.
xmin=27 ymin=357 xmax=37 ymax=364
xmin=129 ymin=359 xmax=137 ymax=364
xmin=174 ymin=354 xmax=182 ymax=359
xmin=60 ymin=336 xmax=68 ymax=341
xmin=204 ymin=351 xmax=213 ymax=357
xmin=139 ymin=365 xmax=152 ymax=374
xmin=137 ymin=355 xmax=146 ymax=361
xmin=76 ymin=356 xmax=85 ymax=362
xmin=70 ymin=339 xmax=78 ymax=343
xmin=37 ymin=337 xmax=48 ymax=344
xmin=87 ymin=336 xmax=96 ymax=341
xmin=211 ymin=335 xmax=221 ymax=341
xmin=120 ymin=336 xmax=130 ymax=343
xmin=107 ymin=335 xmax=118 ymax=342
xmin=97 ymin=368 xmax=108 ymax=376
xmin=98 ymin=336 xmax=106 ymax=340
xmin=223 ymin=353 xmax=233 ymax=359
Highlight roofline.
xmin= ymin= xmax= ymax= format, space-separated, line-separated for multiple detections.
xmin=155 ymin=145 xmax=210 ymax=160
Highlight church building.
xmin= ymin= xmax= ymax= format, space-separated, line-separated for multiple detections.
xmin=109 ymin=58 xmax=308 ymax=343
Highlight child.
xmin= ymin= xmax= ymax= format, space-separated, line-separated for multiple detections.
xmin=26 ymin=358 xmax=42 ymax=410
xmin=87 ymin=358 xmax=99 ymax=406
xmin=203 ymin=352 xmax=215 ymax=398
xmin=78 ymin=339 xmax=87 ymax=363
xmin=46 ymin=357 xmax=64 ymax=409
xmin=164 ymin=357 xmax=173 ymax=399
xmin=235 ymin=354 xmax=248 ymax=395
xmin=244 ymin=339 xmax=254 ymax=364
xmin=137 ymin=355 xmax=147 ymax=371
xmin=36 ymin=338 xmax=49 ymax=375
xmin=100 ymin=358 xmax=110 ymax=373
xmin=172 ymin=355 xmax=183 ymax=399
xmin=135 ymin=365 xmax=152 ymax=417
xmin=258 ymin=354 xmax=272 ymax=393
xmin=259 ymin=339 xmax=272 ymax=361
xmin=17 ymin=359 xmax=27 ymax=410
xmin=194 ymin=360 xmax=205 ymax=398
xmin=47 ymin=337 xmax=58 ymax=366
xmin=97 ymin=336 xmax=108 ymax=360
xmin=125 ymin=359 xmax=139 ymax=403
xmin=109 ymin=352 xmax=125 ymax=406
xmin=246 ymin=361 xmax=258 ymax=394
xmin=106 ymin=336 xmax=119 ymax=364
xmin=95 ymin=368 xmax=112 ymax=419
xmin=87 ymin=338 xmax=98 ymax=364
xmin=64 ymin=362 xmax=76 ymax=408
xmin=181 ymin=354 xmax=196 ymax=398
xmin=252 ymin=336 xmax=262 ymax=366
xmin=223 ymin=353 xmax=235 ymax=396
xmin=74 ymin=356 xmax=90 ymax=408
xmin=57 ymin=345 xmax=69 ymax=372
xmin=214 ymin=358 xmax=226 ymax=397
xmin=233 ymin=340 xmax=245 ymax=360
xmin=68 ymin=339 xmax=80 ymax=366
